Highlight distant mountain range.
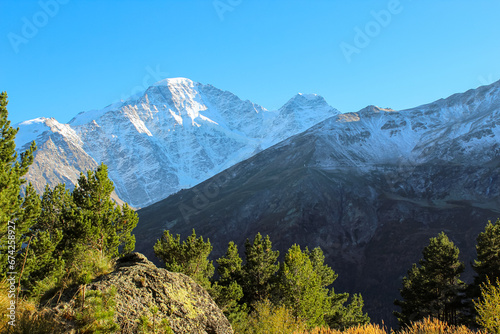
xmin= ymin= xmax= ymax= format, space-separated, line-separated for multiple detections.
xmin=133 ymin=79 xmax=500 ymax=324
xmin=15 ymin=78 xmax=338 ymax=208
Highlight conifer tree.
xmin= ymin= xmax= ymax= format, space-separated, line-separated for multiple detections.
xmin=241 ymin=233 xmax=279 ymax=306
xmin=73 ymin=163 xmax=137 ymax=258
xmin=217 ymin=241 xmax=243 ymax=284
xmin=277 ymin=245 xmax=370 ymax=329
xmin=464 ymin=219 xmax=500 ymax=325
xmin=37 ymin=184 xmax=77 ymax=253
xmin=212 ymin=241 xmax=246 ymax=321
xmin=22 ymin=168 xmax=138 ymax=298
xmin=328 ymin=293 xmax=370 ymax=330
xmin=394 ymin=232 xmax=466 ymax=327
xmin=20 ymin=184 xmax=73 ymax=297
xmin=278 ymin=244 xmax=331 ymax=327
xmin=154 ymin=229 xmax=214 ymax=289
xmin=473 ymin=219 xmax=500 ymax=289
xmin=0 ymin=91 xmax=40 ymax=280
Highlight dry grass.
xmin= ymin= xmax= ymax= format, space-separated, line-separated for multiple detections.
xmin=296 ymin=323 xmax=386 ymax=334
xmin=399 ymin=317 xmax=487 ymax=334
xmin=298 ymin=318 xmax=488 ymax=334
xmin=0 ymin=280 xmax=37 ymax=313
xmin=0 ymin=280 xmax=10 ymax=333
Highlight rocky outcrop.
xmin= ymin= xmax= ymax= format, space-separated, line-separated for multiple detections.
xmin=52 ymin=252 xmax=233 ymax=334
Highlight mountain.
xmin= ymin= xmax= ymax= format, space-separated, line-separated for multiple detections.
xmin=15 ymin=78 xmax=339 ymax=208
xmin=134 ymin=80 xmax=500 ymax=325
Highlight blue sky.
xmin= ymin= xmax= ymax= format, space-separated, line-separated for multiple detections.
xmin=1 ymin=0 xmax=500 ymax=125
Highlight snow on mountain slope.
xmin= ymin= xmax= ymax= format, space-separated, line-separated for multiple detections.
xmin=16 ymin=78 xmax=339 ymax=207
xmin=18 ymin=77 xmax=500 ymax=208
xmin=15 ymin=117 xmax=99 ymax=197
xmin=265 ymin=79 xmax=500 ymax=172
xmin=16 ymin=117 xmax=82 ymax=151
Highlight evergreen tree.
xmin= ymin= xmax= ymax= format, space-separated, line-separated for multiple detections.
xmin=21 ymin=227 xmax=65 ymax=298
xmin=394 ymin=232 xmax=466 ymax=327
xmin=20 ymin=184 xmax=74 ymax=298
xmin=473 ymin=219 xmax=500 ymax=289
xmin=37 ymin=184 xmax=77 ymax=253
xmin=313 ymin=246 xmax=370 ymax=329
xmin=154 ymin=229 xmax=214 ymax=289
xmin=73 ymin=163 xmax=137 ymax=258
xmin=464 ymin=219 xmax=500 ymax=325
xmin=217 ymin=241 xmax=243 ymax=282
xmin=327 ymin=293 xmax=371 ymax=330
xmin=309 ymin=246 xmax=337 ymax=287
xmin=21 ymin=166 xmax=138 ymax=299
xmin=241 ymin=233 xmax=279 ymax=306
xmin=212 ymin=241 xmax=246 ymax=322
xmin=394 ymin=263 xmax=428 ymax=325
xmin=277 ymin=245 xmax=370 ymax=329
xmin=0 ymin=91 xmax=40 ymax=280
xmin=278 ymin=244 xmax=331 ymax=327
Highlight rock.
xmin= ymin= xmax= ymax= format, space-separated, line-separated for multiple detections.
xmin=52 ymin=252 xmax=233 ymax=334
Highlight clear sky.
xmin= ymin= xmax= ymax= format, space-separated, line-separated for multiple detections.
xmin=1 ymin=0 xmax=500 ymax=125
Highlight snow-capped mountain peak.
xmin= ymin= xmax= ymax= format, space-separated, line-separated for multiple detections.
xmin=281 ymin=93 xmax=331 ymax=110
xmin=17 ymin=78 xmax=339 ymax=207
xmin=152 ymin=77 xmax=195 ymax=88
xmin=15 ymin=117 xmax=82 ymax=150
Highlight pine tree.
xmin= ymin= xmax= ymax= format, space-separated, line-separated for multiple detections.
xmin=72 ymin=163 xmax=137 ymax=258
xmin=212 ymin=241 xmax=246 ymax=321
xmin=217 ymin=241 xmax=243 ymax=284
xmin=328 ymin=293 xmax=371 ymax=330
xmin=277 ymin=245 xmax=370 ymax=329
xmin=37 ymin=184 xmax=77 ymax=253
xmin=473 ymin=219 xmax=500 ymax=289
xmin=465 ymin=219 xmax=500 ymax=325
xmin=313 ymin=246 xmax=370 ymax=329
xmin=278 ymin=244 xmax=331 ymax=327
xmin=309 ymin=247 xmax=337 ymax=287
xmin=21 ymin=227 xmax=65 ymax=299
xmin=20 ymin=184 xmax=73 ymax=298
xmin=0 ymin=91 xmax=40 ymax=280
xmin=241 ymin=233 xmax=279 ymax=306
xmin=154 ymin=229 xmax=214 ymax=289
xmin=74 ymin=286 xmax=120 ymax=333
xmin=394 ymin=232 xmax=466 ymax=327
xmin=21 ymin=167 xmax=138 ymax=299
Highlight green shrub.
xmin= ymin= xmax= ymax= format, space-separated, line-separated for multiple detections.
xmin=136 ymin=304 xmax=174 ymax=334
xmin=74 ymin=286 xmax=119 ymax=333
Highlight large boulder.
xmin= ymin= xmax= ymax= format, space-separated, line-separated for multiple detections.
xmin=52 ymin=252 xmax=233 ymax=334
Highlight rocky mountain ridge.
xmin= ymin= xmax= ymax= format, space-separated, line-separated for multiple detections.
xmin=15 ymin=78 xmax=339 ymax=208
